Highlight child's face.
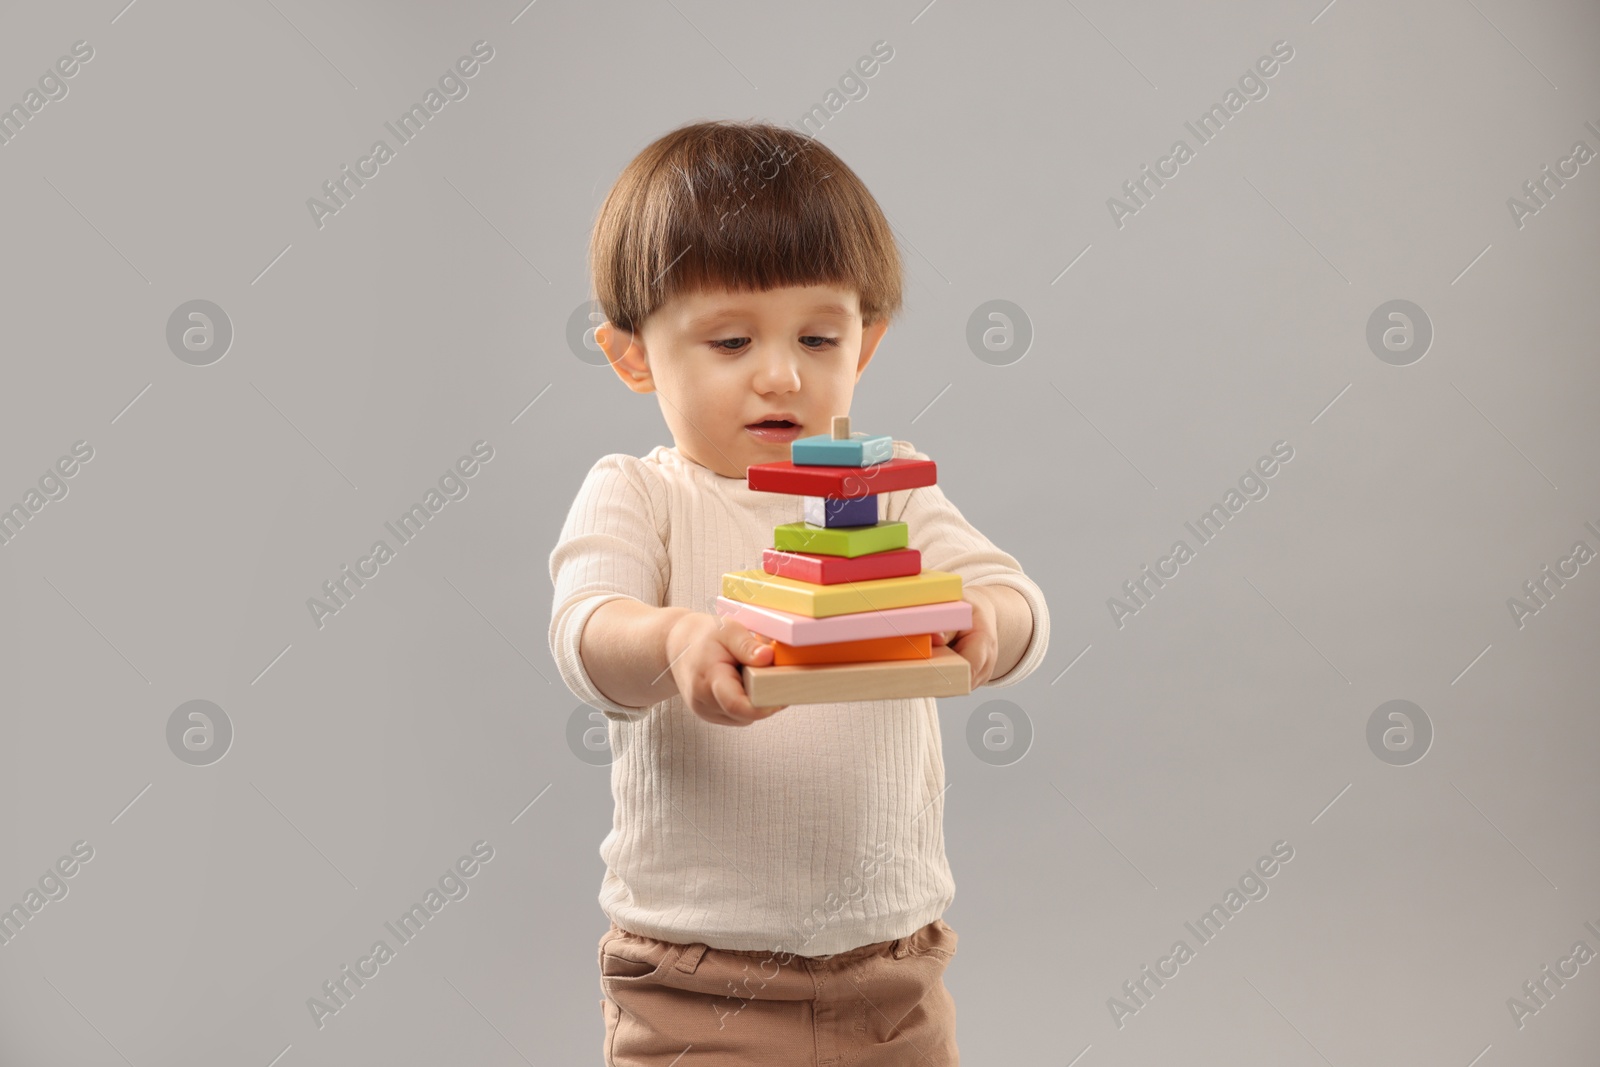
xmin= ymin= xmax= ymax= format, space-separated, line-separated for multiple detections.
xmin=601 ymin=283 xmax=889 ymax=478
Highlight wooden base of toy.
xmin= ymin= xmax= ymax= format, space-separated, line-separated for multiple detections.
xmin=741 ymin=646 xmax=971 ymax=706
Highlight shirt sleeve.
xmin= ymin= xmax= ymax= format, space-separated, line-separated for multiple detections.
xmin=884 ymin=442 xmax=1051 ymax=688
xmin=547 ymin=453 xmax=671 ymax=721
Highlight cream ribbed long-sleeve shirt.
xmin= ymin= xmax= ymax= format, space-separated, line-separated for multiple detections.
xmin=548 ymin=440 xmax=1050 ymax=955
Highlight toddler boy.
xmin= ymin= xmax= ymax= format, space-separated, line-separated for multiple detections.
xmin=548 ymin=119 xmax=1050 ymax=1066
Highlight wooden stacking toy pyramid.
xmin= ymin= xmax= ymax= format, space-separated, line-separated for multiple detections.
xmin=715 ymin=416 xmax=973 ymax=706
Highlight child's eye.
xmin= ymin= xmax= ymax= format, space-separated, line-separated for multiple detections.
xmin=707 ymin=337 xmax=841 ymax=353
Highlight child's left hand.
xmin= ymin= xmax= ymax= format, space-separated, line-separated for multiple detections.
xmin=932 ymin=588 xmax=998 ymax=689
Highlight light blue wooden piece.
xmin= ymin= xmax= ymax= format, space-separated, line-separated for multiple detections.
xmin=790 ymin=431 xmax=894 ymax=467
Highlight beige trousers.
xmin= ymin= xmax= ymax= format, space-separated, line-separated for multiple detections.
xmin=598 ymin=917 xmax=959 ymax=1066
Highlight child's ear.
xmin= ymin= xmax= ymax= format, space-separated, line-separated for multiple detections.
xmin=597 ymin=323 xmax=654 ymax=394
xmin=855 ymin=319 xmax=888 ymax=380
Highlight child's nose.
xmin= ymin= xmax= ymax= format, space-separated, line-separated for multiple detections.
xmin=752 ymin=349 xmax=802 ymax=391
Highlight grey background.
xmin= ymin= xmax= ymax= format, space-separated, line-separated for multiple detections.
xmin=1 ymin=0 xmax=1597 ymax=1063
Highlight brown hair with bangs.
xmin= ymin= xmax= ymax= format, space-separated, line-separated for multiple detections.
xmin=589 ymin=120 xmax=903 ymax=335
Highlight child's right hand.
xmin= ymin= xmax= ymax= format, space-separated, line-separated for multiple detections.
xmin=664 ymin=611 xmax=790 ymax=727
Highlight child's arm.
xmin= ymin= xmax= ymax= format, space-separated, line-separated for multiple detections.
xmin=548 ymin=454 xmax=674 ymax=721
xmin=579 ymin=599 xmax=689 ymax=710
xmin=891 ymin=446 xmax=1051 ymax=688
xmin=584 ymin=601 xmax=784 ymax=726
xmin=957 ymin=584 xmax=1034 ymax=680
xmin=548 ymin=453 xmax=782 ymax=724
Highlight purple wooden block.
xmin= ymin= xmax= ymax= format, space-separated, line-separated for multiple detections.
xmin=802 ymin=493 xmax=878 ymax=528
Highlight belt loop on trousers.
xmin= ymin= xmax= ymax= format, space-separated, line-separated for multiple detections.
xmin=675 ymin=943 xmax=708 ymax=973
xmin=891 ymin=936 xmax=910 ymax=960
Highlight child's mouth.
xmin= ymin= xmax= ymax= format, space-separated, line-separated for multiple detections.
xmin=745 ymin=420 xmax=802 ymax=443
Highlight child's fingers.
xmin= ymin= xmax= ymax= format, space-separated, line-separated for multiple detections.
xmin=684 ymin=617 xmax=784 ymax=726
xmin=710 ymin=669 xmax=763 ymax=725
xmin=713 ymin=665 xmax=789 ymax=723
xmin=722 ymin=627 xmax=774 ymax=666
xmin=686 ymin=672 xmax=748 ymax=727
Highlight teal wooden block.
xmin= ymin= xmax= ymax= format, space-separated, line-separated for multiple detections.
xmin=790 ymin=431 xmax=894 ymax=467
